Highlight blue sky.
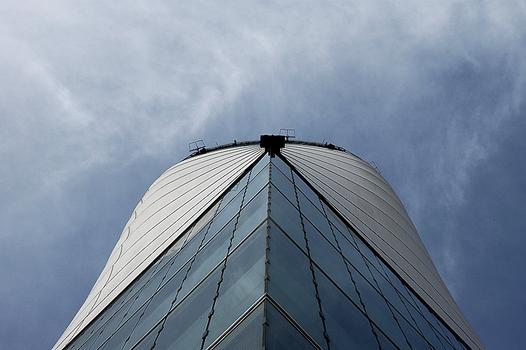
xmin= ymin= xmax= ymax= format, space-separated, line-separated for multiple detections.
xmin=1 ymin=1 xmax=525 ymax=349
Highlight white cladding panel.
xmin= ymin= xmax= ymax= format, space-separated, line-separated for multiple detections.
xmin=282 ymin=144 xmax=483 ymax=350
xmin=54 ymin=145 xmax=263 ymax=350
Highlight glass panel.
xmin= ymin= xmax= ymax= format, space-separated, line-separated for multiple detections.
xmin=352 ymin=269 xmax=409 ymax=349
xmin=324 ymin=205 xmax=357 ymax=248
xmin=292 ymin=172 xmax=323 ymax=212
xmin=125 ymin=257 xmax=174 ymax=319
xmin=204 ymin=229 xmax=265 ymax=347
xmin=297 ymin=191 xmax=334 ymax=246
xmin=87 ymin=294 xmax=136 ymax=349
xmin=218 ymin=172 xmax=249 ymax=214
xmin=303 ymin=219 xmax=361 ymax=306
xmin=98 ymin=303 xmax=149 ymax=350
xmin=315 ymin=267 xmax=379 ymax=350
xmin=123 ymin=269 xmax=187 ymax=349
xmin=212 ymin=303 xmax=264 ymax=350
xmin=375 ymin=326 xmax=398 ymax=350
xmin=269 ymin=184 xmax=306 ymax=251
xmin=152 ymin=267 xmax=221 ymax=350
xmin=129 ymin=321 xmax=162 ymax=350
xmin=267 ymin=223 xmax=326 ymax=349
xmin=244 ymin=164 xmax=270 ymax=204
xmin=209 ymin=188 xmax=245 ymax=237
xmin=249 ymin=155 xmax=270 ymax=182
xmin=396 ymin=313 xmax=432 ymax=350
xmin=162 ymin=223 xmax=208 ymax=282
xmin=335 ymin=229 xmax=375 ymax=283
xmin=176 ymin=220 xmax=234 ymax=303
xmin=271 ymin=155 xmax=293 ymax=181
xmin=232 ymin=187 xmax=268 ymax=248
xmin=265 ymin=301 xmax=317 ymax=350
xmin=270 ymin=162 xmax=296 ymax=205
xmin=201 ymin=215 xmax=236 ymax=254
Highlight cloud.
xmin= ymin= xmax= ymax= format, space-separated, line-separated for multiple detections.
xmin=1 ymin=0 xmax=525 ymax=349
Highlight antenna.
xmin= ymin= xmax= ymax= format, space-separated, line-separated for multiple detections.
xmin=279 ymin=128 xmax=296 ymax=140
xmin=188 ymin=139 xmax=206 ymax=153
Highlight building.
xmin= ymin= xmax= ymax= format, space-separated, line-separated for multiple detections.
xmin=54 ymin=136 xmax=483 ymax=350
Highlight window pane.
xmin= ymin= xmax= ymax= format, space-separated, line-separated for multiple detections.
xmin=177 ymin=219 xmax=234 ymax=303
xmin=209 ymin=189 xmax=244 ymax=237
xmin=315 ymin=266 xmax=378 ymax=350
xmin=88 ymin=293 xmax=136 ymax=349
xmin=153 ymin=267 xmax=221 ymax=350
xmin=265 ymin=301 xmax=317 ymax=350
xmin=212 ymin=303 xmax=264 ymax=350
xmin=267 ymin=223 xmax=326 ymax=349
xmin=293 ymin=172 xmax=323 ymax=213
xmin=270 ymin=163 xmax=296 ymax=205
xmin=99 ymin=302 xmax=149 ymax=350
xmin=124 ymin=269 xmax=187 ymax=349
xmin=244 ymin=164 xmax=270 ymax=204
xmin=271 ymin=155 xmax=293 ymax=181
xmin=129 ymin=321 xmax=162 ymax=350
xmin=352 ymin=270 xmax=409 ymax=349
xmin=297 ymin=191 xmax=335 ymax=246
xmin=162 ymin=224 xmax=207 ymax=281
xmin=218 ymin=172 xmax=249 ymax=214
xmin=269 ymin=184 xmax=305 ymax=251
xmin=204 ymin=228 xmax=265 ymax=347
xmin=232 ymin=187 xmax=268 ymax=248
xmin=249 ymin=155 xmax=270 ymax=182
xmin=303 ymin=219 xmax=361 ymax=306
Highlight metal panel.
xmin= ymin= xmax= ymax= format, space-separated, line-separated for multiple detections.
xmin=53 ymin=145 xmax=263 ymax=350
xmin=282 ymin=144 xmax=483 ymax=350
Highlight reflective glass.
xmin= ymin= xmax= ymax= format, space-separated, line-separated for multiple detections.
xmin=129 ymin=322 xmax=162 ymax=350
xmin=269 ymin=185 xmax=306 ymax=251
xmin=123 ymin=269 xmax=186 ymax=349
xmin=304 ymin=219 xmax=361 ymax=306
xmin=86 ymin=293 xmax=136 ymax=349
xmin=396 ymin=313 xmax=432 ymax=350
xmin=315 ymin=267 xmax=379 ymax=350
xmin=271 ymin=155 xmax=293 ymax=181
xmin=375 ymin=326 xmax=398 ymax=350
xmin=209 ymin=188 xmax=245 ymax=237
xmin=98 ymin=303 xmax=149 ymax=350
xmin=153 ymin=267 xmax=221 ymax=350
xmin=244 ymin=164 xmax=270 ymax=204
xmin=270 ymin=162 xmax=296 ymax=205
xmin=267 ymin=223 xmax=326 ymax=349
xmin=204 ymin=228 xmax=265 ymax=347
xmin=176 ymin=219 xmax=234 ymax=304
xmin=265 ymin=301 xmax=317 ymax=350
xmin=291 ymin=171 xmax=323 ymax=213
xmin=232 ymin=187 xmax=268 ymax=248
xmin=297 ymin=191 xmax=335 ymax=246
xmin=218 ymin=172 xmax=249 ymax=214
xmin=249 ymin=155 xmax=270 ymax=182
xmin=212 ymin=303 xmax=264 ymax=350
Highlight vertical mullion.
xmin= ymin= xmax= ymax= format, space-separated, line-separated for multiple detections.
xmin=263 ymin=156 xmax=272 ymax=350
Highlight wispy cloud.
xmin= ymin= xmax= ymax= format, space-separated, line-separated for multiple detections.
xmin=1 ymin=1 xmax=525 ymax=349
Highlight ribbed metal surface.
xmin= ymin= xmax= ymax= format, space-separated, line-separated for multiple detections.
xmin=282 ymin=143 xmax=483 ymax=350
xmin=53 ymin=145 xmax=264 ymax=350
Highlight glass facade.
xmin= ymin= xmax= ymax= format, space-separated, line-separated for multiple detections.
xmin=64 ymin=152 xmax=468 ymax=350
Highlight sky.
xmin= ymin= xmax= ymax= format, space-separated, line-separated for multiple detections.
xmin=0 ymin=1 xmax=525 ymax=349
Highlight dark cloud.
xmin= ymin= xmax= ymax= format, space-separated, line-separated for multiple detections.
xmin=1 ymin=1 xmax=525 ymax=349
